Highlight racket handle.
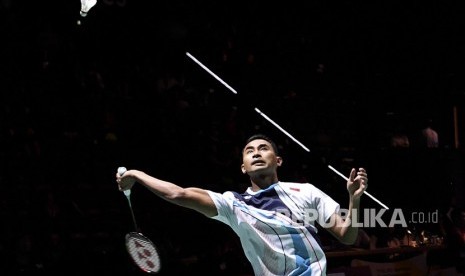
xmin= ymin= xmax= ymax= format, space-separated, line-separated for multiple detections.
xmin=118 ymin=167 xmax=131 ymax=197
xmin=118 ymin=167 xmax=139 ymax=231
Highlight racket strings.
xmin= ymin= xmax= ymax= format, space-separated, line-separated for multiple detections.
xmin=126 ymin=234 xmax=161 ymax=273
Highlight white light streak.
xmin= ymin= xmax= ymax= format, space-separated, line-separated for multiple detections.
xmin=186 ymin=52 xmax=238 ymax=94
xmin=254 ymin=108 xmax=310 ymax=152
xmin=327 ymin=165 xmax=389 ymax=209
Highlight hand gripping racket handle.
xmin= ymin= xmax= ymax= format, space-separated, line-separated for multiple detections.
xmin=118 ymin=167 xmax=139 ymax=232
xmin=118 ymin=167 xmax=131 ymax=196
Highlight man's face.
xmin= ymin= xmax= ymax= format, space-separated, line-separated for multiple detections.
xmin=241 ymin=139 xmax=282 ymax=175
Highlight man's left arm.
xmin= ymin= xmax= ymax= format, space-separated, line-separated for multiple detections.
xmin=327 ymin=168 xmax=368 ymax=244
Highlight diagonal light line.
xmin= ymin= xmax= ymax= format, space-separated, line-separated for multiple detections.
xmin=254 ymin=108 xmax=310 ymax=152
xmin=328 ymin=165 xmax=389 ymax=209
xmin=186 ymin=52 xmax=238 ymax=94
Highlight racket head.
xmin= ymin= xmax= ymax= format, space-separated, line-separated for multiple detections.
xmin=125 ymin=232 xmax=161 ymax=274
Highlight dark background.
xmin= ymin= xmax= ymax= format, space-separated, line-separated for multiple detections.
xmin=1 ymin=0 xmax=465 ymax=275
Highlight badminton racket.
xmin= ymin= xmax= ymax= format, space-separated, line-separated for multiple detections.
xmin=118 ymin=167 xmax=161 ymax=274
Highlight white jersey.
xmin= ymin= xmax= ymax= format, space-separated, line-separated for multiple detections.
xmin=207 ymin=181 xmax=339 ymax=276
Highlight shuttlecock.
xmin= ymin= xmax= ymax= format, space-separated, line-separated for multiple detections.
xmin=80 ymin=0 xmax=97 ymax=17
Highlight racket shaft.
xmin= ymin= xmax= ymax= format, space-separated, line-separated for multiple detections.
xmin=126 ymin=196 xmax=139 ymax=231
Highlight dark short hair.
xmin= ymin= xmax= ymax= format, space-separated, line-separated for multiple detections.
xmin=243 ymin=134 xmax=279 ymax=155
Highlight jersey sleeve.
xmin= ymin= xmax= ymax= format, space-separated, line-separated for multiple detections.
xmin=206 ymin=190 xmax=238 ymax=227
xmin=303 ymin=184 xmax=340 ymax=226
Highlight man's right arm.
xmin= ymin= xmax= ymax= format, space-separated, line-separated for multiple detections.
xmin=117 ymin=169 xmax=218 ymax=217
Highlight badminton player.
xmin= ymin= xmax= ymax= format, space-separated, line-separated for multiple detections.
xmin=116 ymin=134 xmax=368 ymax=275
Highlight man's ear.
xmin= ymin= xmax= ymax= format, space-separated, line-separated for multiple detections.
xmin=241 ymin=164 xmax=247 ymax=174
xmin=276 ymin=156 xmax=283 ymax=167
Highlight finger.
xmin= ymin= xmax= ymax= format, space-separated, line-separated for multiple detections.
xmin=356 ymin=169 xmax=367 ymax=176
xmin=349 ymin=168 xmax=356 ymax=181
xmin=359 ymin=179 xmax=368 ymax=190
xmin=358 ymin=176 xmax=368 ymax=183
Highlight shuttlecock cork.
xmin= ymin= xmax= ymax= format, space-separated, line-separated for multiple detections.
xmin=80 ymin=0 xmax=97 ymax=17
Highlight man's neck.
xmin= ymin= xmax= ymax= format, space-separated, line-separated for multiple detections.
xmin=250 ymin=175 xmax=279 ymax=192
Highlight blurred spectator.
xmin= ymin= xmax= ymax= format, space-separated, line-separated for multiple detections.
xmin=421 ymin=118 xmax=439 ymax=148
xmin=390 ymin=133 xmax=410 ymax=148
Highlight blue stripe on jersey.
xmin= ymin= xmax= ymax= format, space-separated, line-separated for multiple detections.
xmin=231 ymin=184 xmax=291 ymax=214
xmin=287 ymin=227 xmax=312 ymax=275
